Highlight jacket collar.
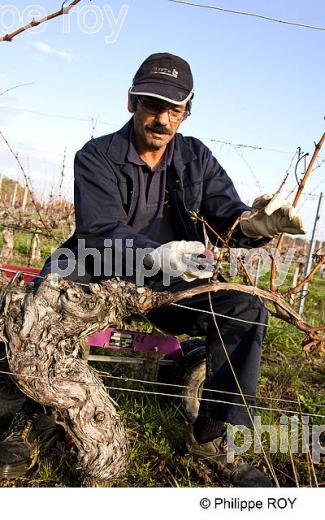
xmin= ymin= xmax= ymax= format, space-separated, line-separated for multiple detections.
xmin=106 ymin=119 xmax=133 ymax=165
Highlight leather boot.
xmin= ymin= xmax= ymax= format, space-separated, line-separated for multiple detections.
xmin=187 ymin=425 xmax=273 ymax=487
xmin=0 ymin=410 xmax=63 ymax=480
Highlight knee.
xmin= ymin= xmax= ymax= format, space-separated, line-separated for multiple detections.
xmin=242 ymin=294 xmax=269 ymax=338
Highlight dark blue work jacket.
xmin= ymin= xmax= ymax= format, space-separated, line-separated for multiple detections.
xmin=73 ymin=119 xmax=264 ymax=248
xmin=47 ymin=119 xmax=267 ymax=278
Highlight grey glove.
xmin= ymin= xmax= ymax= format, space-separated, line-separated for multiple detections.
xmin=144 ymin=240 xmax=215 ymax=282
xmin=240 ymin=193 xmax=306 ymax=238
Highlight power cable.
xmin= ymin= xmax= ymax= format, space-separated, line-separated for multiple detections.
xmin=0 ymin=105 xmax=120 ymax=128
xmin=168 ymin=0 xmax=325 ymax=32
xmin=2 ymin=104 xmax=325 ymax=160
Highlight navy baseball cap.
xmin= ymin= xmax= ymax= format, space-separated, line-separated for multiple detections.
xmin=129 ymin=52 xmax=194 ymax=105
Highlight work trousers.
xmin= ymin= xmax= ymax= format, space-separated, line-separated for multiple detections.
xmin=147 ymin=277 xmax=268 ymax=428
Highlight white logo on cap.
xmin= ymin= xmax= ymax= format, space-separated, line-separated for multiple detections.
xmin=151 ymin=67 xmax=179 ymax=78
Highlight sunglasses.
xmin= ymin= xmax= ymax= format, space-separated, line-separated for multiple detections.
xmin=136 ymin=96 xmax=188 ymax=122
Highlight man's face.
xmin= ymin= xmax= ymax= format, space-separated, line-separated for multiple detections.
xmin=132 ymin=96 xmax=187 ymax=151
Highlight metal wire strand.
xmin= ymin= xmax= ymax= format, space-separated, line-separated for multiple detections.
xmin=171 ymin=301 xmax=273 ymax=328
xmin=0 ymin=368 xmax=324 ymax=419
xmin=96 ymin=371 xmax=325 ymax=408
xmin=207 ymin=293 xmax=280 ymax=486
xmin=1 ymin=269 xmax=323 ymax=421
xmin=168 ymin=0 xmax=325 ymax=31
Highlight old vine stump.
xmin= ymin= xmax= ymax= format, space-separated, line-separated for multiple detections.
xmin=0 ymin=270 xmax=323 ymax=483
xmin=1 ymin=274 xmax=158 ymax=482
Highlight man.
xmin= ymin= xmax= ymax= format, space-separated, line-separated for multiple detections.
xmin=0 ymin=53 xmax=305 ymax=485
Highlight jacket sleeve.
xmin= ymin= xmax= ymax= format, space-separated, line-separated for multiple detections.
xmin=200 ymin=146 xmax=270 ymax=248
xmin=74 ymin=141 xmax=160 ymax=253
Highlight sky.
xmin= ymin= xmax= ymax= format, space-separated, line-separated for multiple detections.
xmin=0 ymin=0 xmax=324 ymax=239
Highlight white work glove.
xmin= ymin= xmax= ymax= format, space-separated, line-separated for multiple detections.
xmin=144 ymin=240 xmax=215 ymax=282
xmin=240 ymin=193 xmax=306 ymax=238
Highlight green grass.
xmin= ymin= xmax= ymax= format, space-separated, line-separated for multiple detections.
xmin=0 ymin=222 xmax=71 ymax=267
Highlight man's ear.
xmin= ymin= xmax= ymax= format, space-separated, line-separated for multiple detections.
xmin=127 ymin=93 xmax=135 ymax=113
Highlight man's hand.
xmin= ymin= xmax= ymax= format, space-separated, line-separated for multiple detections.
xmin=240 ymin=193 xmax=306 ymax=238
xmin=144 ymin=240 xmax=215 ymax=282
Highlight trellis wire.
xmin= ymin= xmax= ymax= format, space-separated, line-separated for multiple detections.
xmin=0 ymin=269 xmax=323 ymax=419
xmin=96 ymin=371 xmax=325 ymax=408
xmin=207 ymin=293 xmax=279 ymax=486
xmin=171 ymin=302 xmax=288 ymax=330
xmin=0 ymin=368 xmax=324 ymax=419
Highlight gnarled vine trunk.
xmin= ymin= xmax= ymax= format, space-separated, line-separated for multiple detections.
xmin=0 ymin=272 xmax=323 ymax=482
xmin=1 ymin=274 xmax=159 ymax=482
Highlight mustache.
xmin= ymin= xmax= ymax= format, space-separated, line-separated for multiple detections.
xmin=145 ymin=124 xmax=173 ymax=135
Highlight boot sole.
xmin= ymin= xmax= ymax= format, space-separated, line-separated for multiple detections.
xmin=0 ymin=460 xmax=31 ymax=480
